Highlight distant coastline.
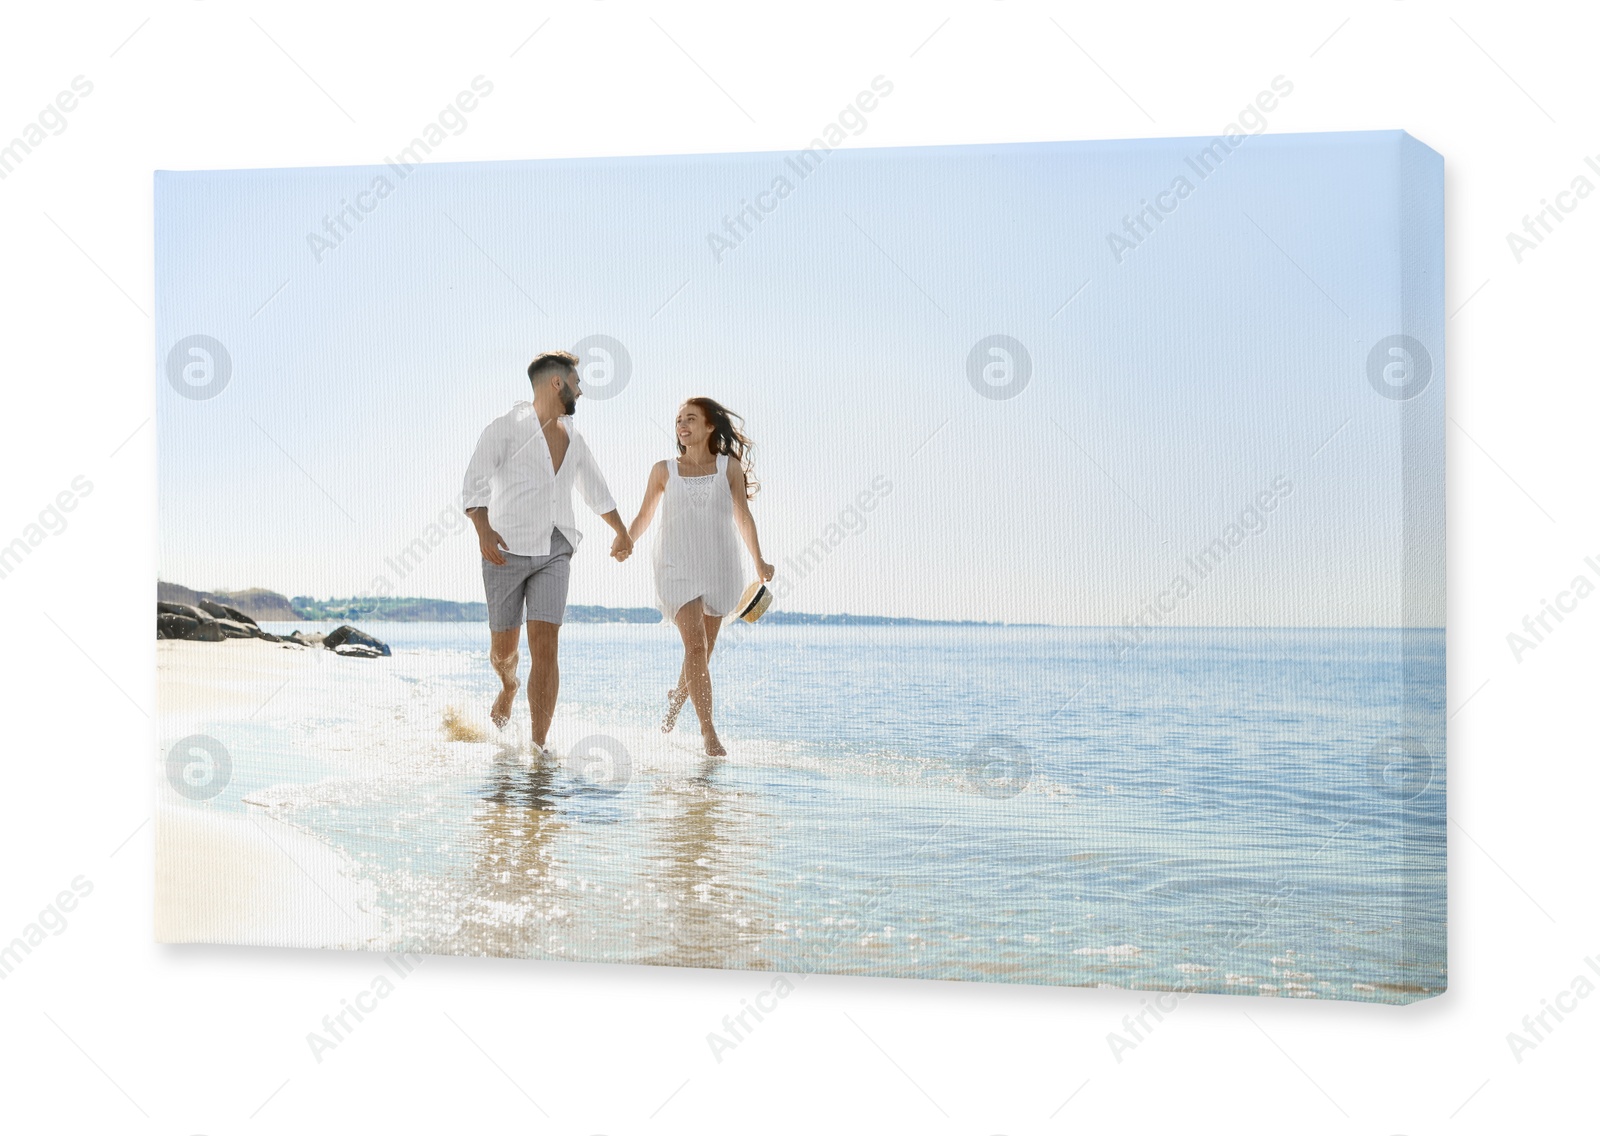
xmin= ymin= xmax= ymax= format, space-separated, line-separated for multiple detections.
xmin=157 ymin=581 xmax=1035 ymax=628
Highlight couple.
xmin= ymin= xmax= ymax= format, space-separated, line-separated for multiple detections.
xmin=461 ymin=350 xmax=774 ymax=758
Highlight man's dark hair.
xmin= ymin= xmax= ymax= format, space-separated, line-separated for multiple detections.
xmin=528 ymin=350 xmax=579 ymax=386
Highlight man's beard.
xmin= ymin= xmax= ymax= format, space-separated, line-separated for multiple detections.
xmin=560 ymin=387 xmax=578 ymax=415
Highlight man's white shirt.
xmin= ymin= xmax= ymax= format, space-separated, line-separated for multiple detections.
xmin=462 ymin=402 xmax=617 ymax=556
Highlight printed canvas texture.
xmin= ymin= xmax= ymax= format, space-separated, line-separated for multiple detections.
xmin=155 ymin=123 xmax=1445 ymax=1005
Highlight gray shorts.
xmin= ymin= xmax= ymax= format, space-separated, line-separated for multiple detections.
xmin=482 ymin=528 xmax=574 ymax=630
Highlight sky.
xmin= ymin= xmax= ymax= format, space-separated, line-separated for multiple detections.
xmin=155 ymin=130 xmax=1443 ymax=627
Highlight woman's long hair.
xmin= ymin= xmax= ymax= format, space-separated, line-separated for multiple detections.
xmin=678 ymin=397 xmax=759 ymax=499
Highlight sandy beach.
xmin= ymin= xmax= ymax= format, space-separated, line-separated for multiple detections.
xmin=155 ymin=803 xmax=385 ymax=948
xmin=156 ymin=639 xmax=390 ymax=949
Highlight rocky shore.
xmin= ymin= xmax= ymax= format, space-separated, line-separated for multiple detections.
xmin=157 ymin=592 xmax=390 ymax=659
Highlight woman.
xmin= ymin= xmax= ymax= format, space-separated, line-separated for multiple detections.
xmin=627 ymin=398 xmax=774 ymax=756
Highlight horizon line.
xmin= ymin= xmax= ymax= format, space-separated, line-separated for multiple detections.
xmin=159 ymin=581 xmax=1441 ymax=632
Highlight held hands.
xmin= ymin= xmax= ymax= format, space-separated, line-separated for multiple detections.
xmin=757 ymin=559 xmax=775 ymax=582
xmin=611 ymin=532 xmax=634 ymax=562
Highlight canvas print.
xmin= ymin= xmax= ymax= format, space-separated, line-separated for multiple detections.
xmin=154 ymin=124 xmax=1445 ymax=1004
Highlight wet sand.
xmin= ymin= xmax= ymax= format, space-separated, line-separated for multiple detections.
xmin=155 ymin=640 xmax=386 ymax=948
xmin=155 ymin=803 xmax=384 ymax=948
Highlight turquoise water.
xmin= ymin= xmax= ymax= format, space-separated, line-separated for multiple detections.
xmin=230 ymin=622 xmax=1445 ymax=1002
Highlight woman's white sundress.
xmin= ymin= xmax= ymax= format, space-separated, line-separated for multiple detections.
xmin=653 ymin=453 xmax=744 ymax=620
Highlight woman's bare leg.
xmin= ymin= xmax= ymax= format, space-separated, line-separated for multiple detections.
xmin=662 ymin=690 xmax=687 ymax=732
xmin=665 ymin=611 xmax=724 ymax=733
xmin=672 ymin=599 xmax=725 ymax=756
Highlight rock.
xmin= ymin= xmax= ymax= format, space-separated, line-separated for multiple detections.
xmin=159 ymin=601 xmax=215 ymax=624
xmin=158 ymin=611 xmax=225 ymax=642
xmin=287 ymin=629 xmax=325 ymax=646
xmin=220 ymin=604 xmax=259 ymax=628
xmin=158 ymin=599 xmax=278 ymax=643
xmin=324 ymin=625 xmax=390 ymax=657
xmin=332 ymin=643 xmax=384 ymax=659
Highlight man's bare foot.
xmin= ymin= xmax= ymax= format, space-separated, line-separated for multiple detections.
xmin=491 ymin=681 xmax=519 ymax=728
xmin=662 ymin=686 xmax=689 ymax=733
xmin=702 ymin=727 xmax=727 ymax=757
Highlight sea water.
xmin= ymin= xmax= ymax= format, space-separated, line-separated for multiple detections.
xmin=216 ymin=622 xmax=1444 ymax=1002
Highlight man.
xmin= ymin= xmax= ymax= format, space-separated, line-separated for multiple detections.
xmin=462 ymin=351 xmax=632 ymax=752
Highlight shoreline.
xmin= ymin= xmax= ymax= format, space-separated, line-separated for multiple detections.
xmin=155 ymin=802 xmax=385 ymax=949
xmin=157 ymin=639 xmax=390 ymax=949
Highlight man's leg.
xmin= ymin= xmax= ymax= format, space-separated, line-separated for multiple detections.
xmin=521 ymin=529 xmax=573 ymax=752
xmin=526 ymin=620 xmax=560 ymax=749
xmin=489 ymin=626 xmax=522 ymax=729
xmin=483 ymin=554 xmax=533 ymax=729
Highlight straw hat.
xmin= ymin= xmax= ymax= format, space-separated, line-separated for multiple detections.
xmin=734 ymin=579 xmax=773 ymax=623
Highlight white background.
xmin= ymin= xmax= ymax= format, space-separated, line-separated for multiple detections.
xmin=0 ymin=1 xmax=1593 ymax=1132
